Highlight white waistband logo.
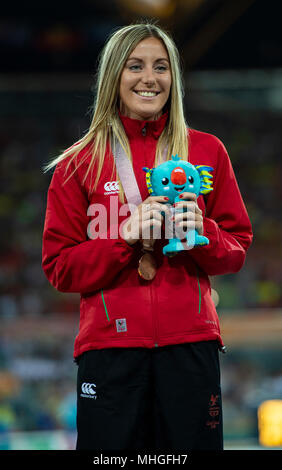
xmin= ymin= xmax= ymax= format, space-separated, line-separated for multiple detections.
xmin=80 ymin=382 xmax=97 ymax=399
xmin=104 ymin=181 xmax=120 ymax=195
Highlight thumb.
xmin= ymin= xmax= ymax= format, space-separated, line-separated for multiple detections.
xmin=142 ymin=238 xmax=155 ymax=250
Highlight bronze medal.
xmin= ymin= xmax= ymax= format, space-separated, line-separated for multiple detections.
xmin=138 ymin=252 xmax=157 ymax=281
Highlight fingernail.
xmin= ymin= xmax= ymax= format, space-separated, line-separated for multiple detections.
xmin=179 ymin=194 xmax=184 ymax=198
xmin=164 ymin=197 xmax=169 ymax=201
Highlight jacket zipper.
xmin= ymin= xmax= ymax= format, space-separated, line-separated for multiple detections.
xmin=151 ymin=283 xmax=159 ymax=347
xmin=141 ymin=125 xmax=158 ymax=346
xmin=195 ymin=266 xmax=201 ymax=314
xmin=101 ymin=289 xmax=110 ymax=322
xmin=195 ymin=199 xmax=205 ymax=314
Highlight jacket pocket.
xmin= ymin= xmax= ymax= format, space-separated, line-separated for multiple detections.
xmin=194 ymin=267 xmax=220 ymax=330
xmin=78 ymin=290 xmax=115 ymax=343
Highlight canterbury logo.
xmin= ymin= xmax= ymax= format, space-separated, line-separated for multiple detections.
xmin=80 ymin=382 xmax=97 ymax=399
xmin=104 ymin=181 xmax=120 ymax=194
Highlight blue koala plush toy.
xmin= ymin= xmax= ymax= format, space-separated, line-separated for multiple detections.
xmin=143 ymin=155 xmax=214 ymax=256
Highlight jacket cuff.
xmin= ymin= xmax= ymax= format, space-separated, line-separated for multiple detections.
xmin=194 ymin=217 xmax=220 ymax=253
xmin=106 ymin=223 xmax=136 ymax=254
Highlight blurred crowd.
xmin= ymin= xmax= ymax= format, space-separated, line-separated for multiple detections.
xmin=0 ymin=10 xmax=120 ymax=73
xmin=189 ymin=106 xmax=282 ymax=311
xmin=0 ymin=77 xmax=281 ymax=447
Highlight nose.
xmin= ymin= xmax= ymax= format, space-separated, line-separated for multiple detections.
xmin=171 ymin=167 xmax=187 ymax=185
xmin=141 ymin=66 xmax=156 ymax=86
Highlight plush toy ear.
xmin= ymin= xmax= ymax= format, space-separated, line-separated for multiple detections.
xmin=142 ymin=167 xmax=155 ymax=195
xmin=195 ymin=165 xmax=214 ymax=195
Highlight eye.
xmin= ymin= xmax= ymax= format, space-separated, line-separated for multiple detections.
xmin=162 ymin=177 xmax=169 ymax=185
xmin=128 ymin=64 xmax=142 ymax=71
xmin=155 ymin=65 xmax=168 ymax=72
xmin=188 ymin=176 xmax=194 ymax=183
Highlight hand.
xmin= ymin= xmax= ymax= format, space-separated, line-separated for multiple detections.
xmin=121 ymin=196 xmax=170 ymax=246
xmin=173 ymin=193 xmax=204 ymax=235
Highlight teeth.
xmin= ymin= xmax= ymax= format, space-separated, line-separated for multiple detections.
xmin=136 ymin=91 xmax=157 ymax=97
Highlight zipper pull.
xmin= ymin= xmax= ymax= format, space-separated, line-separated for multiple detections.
xmin=142 ymin=125 xmax=147 ymax=136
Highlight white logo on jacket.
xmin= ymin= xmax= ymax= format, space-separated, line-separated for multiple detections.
xmin=80 ymin=382 xmax=97 ymax=399
xmin=104 ymin=181 xmax=120 ymax=195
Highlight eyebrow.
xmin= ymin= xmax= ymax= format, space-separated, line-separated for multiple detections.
xmin=126 ymin=57 xmax=170 ymax=63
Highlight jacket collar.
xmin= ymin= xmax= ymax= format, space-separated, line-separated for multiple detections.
xmin=118 ymin=109 xmax=168 ymax=140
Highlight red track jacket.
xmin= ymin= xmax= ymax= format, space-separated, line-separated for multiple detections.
xmin=42 ymin=112 xmax=253 ymax=358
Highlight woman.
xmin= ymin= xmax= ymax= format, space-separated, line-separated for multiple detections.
xmin=42 ymin=22 xmax=253 ymax=450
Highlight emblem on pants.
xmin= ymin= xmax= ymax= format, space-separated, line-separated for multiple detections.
xmin=80 ymin=382 xmax=97 ymax=399
xmin=206 ymin=393 xmax=220 ymax=429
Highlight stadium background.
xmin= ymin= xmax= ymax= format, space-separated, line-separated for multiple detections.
xmin=0 ymin=0 xmax=281 ymax=450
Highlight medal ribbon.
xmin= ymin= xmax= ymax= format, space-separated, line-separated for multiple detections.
xmin=112 ymin=138 xmax=142 ymax=210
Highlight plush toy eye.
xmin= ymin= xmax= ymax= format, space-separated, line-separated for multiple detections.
xmin=162 ymin=177 xmax=169 ymax=185
xmin=188 ymin=176 xmax=194 ymax=183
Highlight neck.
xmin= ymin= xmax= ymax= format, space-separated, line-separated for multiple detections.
xmin=119 ymin=104 xmax=162 ymax=122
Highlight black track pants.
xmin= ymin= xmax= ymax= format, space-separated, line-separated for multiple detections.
xmin=76 ymin=341 xmax=223 ymax=451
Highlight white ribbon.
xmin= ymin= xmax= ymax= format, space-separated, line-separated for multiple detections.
xmin=112 ymin=138 xmax=142 ymax=211
xmin=112 ymin=137 xmax=168 ymax=214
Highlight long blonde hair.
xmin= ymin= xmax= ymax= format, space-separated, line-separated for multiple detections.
xmin=43 ymin=21 xmax=188 ymax=202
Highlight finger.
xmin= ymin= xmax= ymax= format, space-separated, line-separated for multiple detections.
xmin=146 ymin=203 xmax=170 ymax=212
xmin=142 ymin=216 xmax=163 ymax=227
xmin=143 ymin=196 xmax=170 ymax=205
xmin=121 ymin=218 xmax=141 ymax=242
xmin=133 ymin=208 xmax=165 ymax=227
xmin=142 ymin=209 xmax=163 ymax=222
xmin=174 ymin=201 xmax=202 ymax=215
xmin=174 ymin=212 xmax=203 ymax=223
xmin=141 ymin=219 xmax=162 ymax=239
xmin=174 ymin=212 xmax=203 ymax=224
xmin=176 ymin=220 xmax=203 ymax=234
xmin=178 ymin=192 xmax=197 ymax=202
xmin=140 ymin=203 xmax=170 ymax=218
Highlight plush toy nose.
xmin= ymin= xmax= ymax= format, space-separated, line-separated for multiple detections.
xmin=170 ymin=167 xmax=187 ymax=185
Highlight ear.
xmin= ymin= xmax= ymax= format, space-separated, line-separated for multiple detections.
xmin=195 ymin=165 xmax=214 ymax=195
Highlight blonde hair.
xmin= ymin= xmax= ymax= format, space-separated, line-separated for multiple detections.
xmin=43 ymin=21 xmax=188 ymax=202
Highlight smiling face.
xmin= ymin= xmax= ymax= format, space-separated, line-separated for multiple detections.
xmin=119 ymin=37 xmax=172 ymax=121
